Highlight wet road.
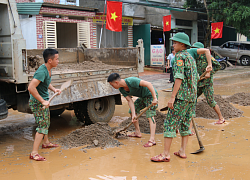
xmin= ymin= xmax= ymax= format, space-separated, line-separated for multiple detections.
xmin=1 ymin=67 xmax=250 ymax=180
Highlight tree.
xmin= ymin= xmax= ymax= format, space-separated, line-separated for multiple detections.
xmin=209 ymin=0 xmax=250 ymax=38
xmin=185 ymin=0 xmax=250 ymax=46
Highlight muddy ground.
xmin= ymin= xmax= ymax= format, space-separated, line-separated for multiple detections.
xmin=226 ymin=92 xmax=250 ymax=106
xmin=195 ymin=94 xmax=243 ymax=119
xmin=60 ymin=94 xmax=245 ymax=149
xmin=1 ymin=68 xmax=250 ymax=180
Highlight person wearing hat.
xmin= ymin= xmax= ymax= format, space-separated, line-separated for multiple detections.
xmin=151 ymin=32 xmax=198 ymax=162
xmin=186 ymin=42 xmax=214 ymax=135
xmin=191 ymin=42 xmax=225 ymax=124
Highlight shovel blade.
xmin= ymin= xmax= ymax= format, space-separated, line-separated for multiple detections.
xmin=60 ymin=79 xmax=73 ymax=91
xmin=190 ymin=146 xmax=205 ymax=154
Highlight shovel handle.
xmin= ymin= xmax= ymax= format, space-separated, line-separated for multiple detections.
xmin=122 ymin=103 xmax=154 ymax=132
xmin=42 ymin=92 xmax=59 ymax=110
xmin=191 ymin=117 xmax=204 ymax=147
xmin=198 ymin=71 xmax=208 ymax=82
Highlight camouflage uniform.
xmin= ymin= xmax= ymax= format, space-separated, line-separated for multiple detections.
xmin=164 ymin=50 xmax=198 ymax=138
xmin=129 ymin=94 xmax=159 ymax=118
xmin=196 ymin=55 xmax=220 ymax=108
xmin=29 ymin=99 xmax=50 ymax=135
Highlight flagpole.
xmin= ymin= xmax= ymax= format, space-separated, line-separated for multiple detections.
xmin=163 ymin=31 xmax=166 ymax=73
xmin=99 ymin=0 xmax=107 ymax=48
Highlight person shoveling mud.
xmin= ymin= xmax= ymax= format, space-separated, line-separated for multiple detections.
xmin=107 ymin=73 xmax=158 ymax=147
xmin=28 ymin=49 xmax=62 ymax=161
xmin=191 ymin=42 xmax=225 ymax=125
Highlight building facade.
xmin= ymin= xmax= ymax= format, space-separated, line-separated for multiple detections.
xmin=16 ymin=1 xmax=97 ymax=49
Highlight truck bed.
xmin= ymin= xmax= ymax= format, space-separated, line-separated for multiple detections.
xmin=27 ymin=48 xmax=139 ymax=106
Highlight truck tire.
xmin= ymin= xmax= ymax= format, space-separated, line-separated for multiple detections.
xmin=240 ymin=56 xmax=250 ymax=66
xmin=73 ymin=101 xmax=91 ymax=124
xmin=50 ymin=108 xmax=65 ymax=117
xmin=86 ymin=96 xmax=115 ymax=124
xmin=0 ymin=99 xmax=8 ymax=120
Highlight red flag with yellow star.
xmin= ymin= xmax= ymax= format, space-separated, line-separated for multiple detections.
xmin=163 ymin=15 xmax=171 ymax=32
xmin=106 ymin=1 xmax=122 ymax=32
xmin=211 ymin=22 xmax=223 ymax=39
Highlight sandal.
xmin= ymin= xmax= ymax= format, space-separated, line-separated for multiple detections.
xmin=151 ymin=154 xmax=170 ymax=162
xmin=29 ymin=153 xmax=46 ymax=161
xmin=127 ymin=133 xmax=142 ymax=138
xmin=143 ymin=141 xmax=156 ymax=147
xmin=174 ymin=151 xmax=187 ymax=159
xmin=42 ymin=142 xmax=59 ymax=149
xmin=214 ymin=119 xmax=225 ymax=124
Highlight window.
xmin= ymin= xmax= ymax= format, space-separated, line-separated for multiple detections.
xmin=244 ymin=44 xmax=250 ymax=50
xmin=97 ymin=25 xmax=128 ymax=48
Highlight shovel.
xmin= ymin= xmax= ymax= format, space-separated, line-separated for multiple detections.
xmin=114 ymin=103 xmax=154 ymax=138
xmin=42 ymin=79 xmax=73 ymax=109
xmin=190 ymin=117 xmax=205 ymax=154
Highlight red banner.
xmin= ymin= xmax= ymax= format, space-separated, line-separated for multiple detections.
xmin=163 ymin=15 xmax=171 ymax=32
xmin=106 ymin=1 xmax=123 ymax=32
xmin=211 ymin=22 xmax=223 ymax=39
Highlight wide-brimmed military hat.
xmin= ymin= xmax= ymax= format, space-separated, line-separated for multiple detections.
xmin=169 ymin=32 xmax=191 ymax=46
xmin=192 ymin=42 xmax=204 ymax=48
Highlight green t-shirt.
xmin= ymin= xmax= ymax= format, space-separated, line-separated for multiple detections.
xmin=119 ymin=77 xmax=157 ymax=98
xmin=187 ymin=48 xmax=199 ymax=60
xmin=30 ymin=64 xmax=51 ymax=101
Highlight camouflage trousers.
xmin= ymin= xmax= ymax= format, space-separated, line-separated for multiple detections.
xmin=164 ymin=99 xmax=195 ymax=138
xmin=129 ymin=95 xmax=158 ymax=118
xmin=197 ymin=85 xmax=217 ymax=108
xmin=29 ymin=99 xmax=50 ymax=135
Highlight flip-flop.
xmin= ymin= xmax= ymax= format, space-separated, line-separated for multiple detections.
xmin=143 ymin=141 xmax=156 ymax=147
xmin=151 ymin=154 xmax=170 ymax=162
xmin=174 ymin=151 xmax=187 ymax=159
xmin=127 ymin=133 xmax=142 ymax=138
xmin=214 ymin=119 xmax=225 ymax=124
xmin=42 ymin=142 xmax=59 ymax=149
xmin=29 ymin=154 xmax=46 ymax=161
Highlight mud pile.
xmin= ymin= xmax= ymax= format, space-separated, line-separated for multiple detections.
xmin=59 ymin=122 xmax=122 ymax=149
xmin=28 ymin=55 xmax=43 ymax=71
xmin=226 ymin=92 xmax=250 ymax=106
xmin=119 ymin=111 xmax=166 ymax=134
xmin=195 ymin=95 xmax=243 ymax=119
xmin=53 ymin=59 xmax=126 ymax=72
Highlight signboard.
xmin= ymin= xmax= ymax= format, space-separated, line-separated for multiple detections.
xmin=93 ymin=15 xmax=133 ymax=26
xmin=150 ymin=45 xmax=165 ymax=65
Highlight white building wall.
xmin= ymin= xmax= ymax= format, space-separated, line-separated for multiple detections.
xmin=237 ymin=33 xmax=247 ymax=41
xmin=19 ymin=15 xmax=37 ymax=49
